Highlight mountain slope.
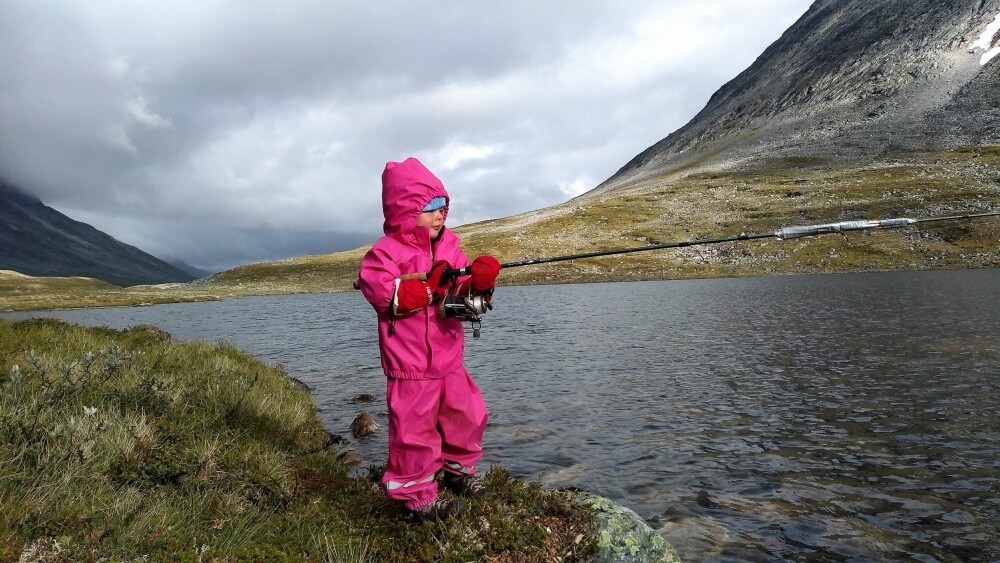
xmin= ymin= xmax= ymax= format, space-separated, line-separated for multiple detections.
xmin=169 ymin=259 xmax=213 ymax=280
xmin=0 ymin=182 xmax=195 ymax=287
xmin=590 ymin=0 xmax=1000 ymax=196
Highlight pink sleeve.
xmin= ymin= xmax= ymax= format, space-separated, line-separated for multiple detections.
xmin=359 ymin=244 xmax=401 ymax=314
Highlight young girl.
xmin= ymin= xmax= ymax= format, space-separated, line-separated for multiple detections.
xmin=357 ymin=157 xmax=501 ymax=522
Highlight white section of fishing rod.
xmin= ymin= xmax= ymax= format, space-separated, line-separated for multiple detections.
xmin=773 ymin=210 xmax=1000 ymax=240
xmin=774 ymin=218 xmax=917 ymax=240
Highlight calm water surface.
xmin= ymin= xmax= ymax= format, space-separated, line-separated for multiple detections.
xmin=5 ymin=269 xmax=999 ymax=561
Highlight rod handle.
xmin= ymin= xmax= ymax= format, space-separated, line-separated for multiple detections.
xmin=396 ymin=267 xmax=469 ymax=283
xmin=445 ymin=266 xmax=470 ymax=280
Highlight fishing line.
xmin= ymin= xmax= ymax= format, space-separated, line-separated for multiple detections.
xmin=446 ymin=210 xmax=1000 ymax=276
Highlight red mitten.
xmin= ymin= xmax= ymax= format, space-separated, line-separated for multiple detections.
xmin=396 ymin=279 xmax=432 ymax=313
xmin=470 ymin=255 xmax=501 ymax=293
xmin=426 ymin=260 xmax=452 ymax=299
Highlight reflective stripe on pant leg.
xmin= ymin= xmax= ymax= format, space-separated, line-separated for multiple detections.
xmin=385 ymin=473 xmax=436 ymax=491
xmin=383 ymin=377 xmax=445 ymax=506
xmin=386 ymin=474 xmax=441 ymax=511
xmin=439 ymin=368 xmax=488 ymax=476
xmin=445 ymin=462 xmax=475 ymax=475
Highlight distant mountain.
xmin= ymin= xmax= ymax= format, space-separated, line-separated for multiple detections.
xmin=0 ymin=182 xmax=195 ymax=287
xmin=168 ymin=259 xmax=213 ymax=280
xmin=590 ymin=0 xmax=1000 ymax=196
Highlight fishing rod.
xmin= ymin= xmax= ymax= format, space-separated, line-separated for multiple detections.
xmin=444 ymin=210 xmax=1000 ymax=277
xmin=354 ymin=210 xmax=998 ymax=336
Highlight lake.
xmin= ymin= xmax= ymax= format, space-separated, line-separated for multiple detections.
xmin=4 ymin=268 xmax=999 ymax=561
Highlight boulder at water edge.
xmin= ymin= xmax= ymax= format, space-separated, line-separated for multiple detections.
xmin=350 ymin=412 xmax=379 ymax=437
xmin=571 ymin=493 xmax=681 ymax=563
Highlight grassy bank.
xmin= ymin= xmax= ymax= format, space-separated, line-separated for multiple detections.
xmin=0 ymin=270 xmax=221 ymax=312
xmin=0 ymin=319 xmax=596 ymax=561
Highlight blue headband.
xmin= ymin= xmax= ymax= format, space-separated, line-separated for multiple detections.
xmin=422 ymin=197 xmax=446 ymax=212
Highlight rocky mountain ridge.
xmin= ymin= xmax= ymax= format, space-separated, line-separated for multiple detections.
xmin=589 ymin=0 xmax=1000 ymax=197
xmin=0 ymin=182 xmax=196 ymax=287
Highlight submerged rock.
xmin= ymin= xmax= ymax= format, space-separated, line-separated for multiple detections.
xmin=350 ymin=412 xmax=379 ymax=438
xmin=337 ymin=450 xmax=364 ymax=467
xmin=289 ymin=377 xmax=311 ymax=392
xmin=540 ymin=463 xmax=599 ymax=489
xmin=571 ymin=493 xmax=681 ymax=563
xmin=658 ymin=516 xmax=730 ymax=560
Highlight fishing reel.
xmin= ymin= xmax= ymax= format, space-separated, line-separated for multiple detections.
xmin=436 ymin=282 xmax=493 ymax=338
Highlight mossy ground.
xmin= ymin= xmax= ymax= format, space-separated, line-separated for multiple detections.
xmin=2 ymin=146 xmax=998 ymax=313
xmin=0 ymin=319 xmax=596 ymax=561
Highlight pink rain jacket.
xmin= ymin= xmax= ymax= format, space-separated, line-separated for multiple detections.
xmin=358 ymin=157 xmax=471 ymax=380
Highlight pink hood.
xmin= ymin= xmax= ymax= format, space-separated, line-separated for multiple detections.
xmin=381 ymin=157 xmax=450 ymax=244
xmin=359 ymin=157 xmax=470 ymax=380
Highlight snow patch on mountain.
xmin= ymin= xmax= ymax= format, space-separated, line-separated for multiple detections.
xmin=971 ymin=12 xmax=1000 ymax=65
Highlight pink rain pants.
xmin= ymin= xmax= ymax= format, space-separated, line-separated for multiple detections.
xmin=383 ymin=368 xmax=488 ymax=510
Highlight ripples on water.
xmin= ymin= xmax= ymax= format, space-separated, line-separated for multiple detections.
xmin=5 ymin=269 xmax=999 ymax=561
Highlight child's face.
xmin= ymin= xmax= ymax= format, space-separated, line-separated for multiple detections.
xmin=416 ymin=208 xmax=445 ymax=239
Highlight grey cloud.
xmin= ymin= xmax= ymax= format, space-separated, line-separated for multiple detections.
xmin=177 ymin=228 xmax=377 ymax=273
xmin=0 ymin=0 xmax=814 ymax=270
xmin=55 ymin=205 xmax=379 ymax=273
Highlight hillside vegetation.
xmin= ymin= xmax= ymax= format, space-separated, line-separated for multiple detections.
xmin=2 ymin=147 xmax=998 ymax=312
xmin=467 ymin=146 xmax=1000 ymax=285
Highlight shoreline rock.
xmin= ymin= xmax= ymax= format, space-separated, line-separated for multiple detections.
xmin=350 ymin=411 xmax=379 ymax=437
xmin=570 ymin=492 xmax=681 ymax=562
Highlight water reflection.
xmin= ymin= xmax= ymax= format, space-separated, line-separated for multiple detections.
xmin=4 ymin=268 xmax=999 ymax=561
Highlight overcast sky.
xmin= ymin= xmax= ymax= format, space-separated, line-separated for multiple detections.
xmin=0 ymin=1 xmax=814 ymax=272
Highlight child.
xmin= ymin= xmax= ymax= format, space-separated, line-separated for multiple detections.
xmin=357 ymin=157 xmax=502 ymax=522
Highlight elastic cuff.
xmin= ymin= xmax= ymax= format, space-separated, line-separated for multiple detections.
xmin=405 ymin=496 xmax=436 ymax=511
